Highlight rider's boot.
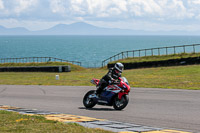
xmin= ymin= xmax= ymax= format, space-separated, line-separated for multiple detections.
xmin=96 ymin=86 xmax=102 ymax=98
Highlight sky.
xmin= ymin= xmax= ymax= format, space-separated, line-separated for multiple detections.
xmin=0 ymin=0 xmax=200 ymax=31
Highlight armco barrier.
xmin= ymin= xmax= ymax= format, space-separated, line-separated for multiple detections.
xmin=107 ymin=57 xmax=200 ymax=69
xmin=0 ymin=66 xmax=71 ymax=72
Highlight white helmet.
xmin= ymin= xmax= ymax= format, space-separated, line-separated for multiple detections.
xmin=114 ymin=62 xmax=124 ymax=73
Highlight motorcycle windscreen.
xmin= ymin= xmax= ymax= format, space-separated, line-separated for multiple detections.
xmin=121 ymin=77 xmax=129 ymax=85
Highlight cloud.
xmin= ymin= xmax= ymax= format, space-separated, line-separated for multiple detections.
xmin=14 ymin=0 xmax=38 ymax=15
xmin=189 ymin=0 xmax=200 ymax=4
xmin=0 ymin=0 xmax=199 ymax=20
xmin=188 ymin=0 xmax=200 ymax=19
xmin=49 ymin=0 xmax=128 ymax=18
xmin=47 ymin=0 xmax=199 ymax=21
xmin=0 ymin=0 xmax=39 ymax=17
xmin=0 ymin=0 xmax=4 ymax=10
xmin=127 ymin=0 xmax=162 ymax=16
xmin=1 ymin=0 xmax=200 ymax=31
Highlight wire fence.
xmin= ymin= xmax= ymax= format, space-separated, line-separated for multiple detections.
xmin=1 ymin=44 xmax=200 ymax=68
xmin=0 ymin=57 xmax=81 ymax=66
xmin=102 ymin=44 xmax=200 ymax=67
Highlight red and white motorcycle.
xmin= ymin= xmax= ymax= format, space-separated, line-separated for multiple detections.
xmin=83 ymin=77 xmax=130 ymax=110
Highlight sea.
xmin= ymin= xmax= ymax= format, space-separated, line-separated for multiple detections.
xmin=0 ymin=35 xmax=200 ymax=68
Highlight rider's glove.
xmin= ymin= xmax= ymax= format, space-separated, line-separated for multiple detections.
xmin=109 ymin=78 xmax=115 ymax=84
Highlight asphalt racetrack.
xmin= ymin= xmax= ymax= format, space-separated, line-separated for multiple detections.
xmin=0 ymin=85 xmax=200 ymax=132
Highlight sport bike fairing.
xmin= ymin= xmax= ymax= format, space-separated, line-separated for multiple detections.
xmin=99 ymin=85 xmax=121 ymax=104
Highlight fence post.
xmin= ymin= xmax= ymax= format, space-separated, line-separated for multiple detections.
xmin=139 ymin=50 xmax=141 ymax=57
xmin=174 ymin=46 xmax=176 ymax=54
xmin=193 ymin=45 xmax=195 ymax=53
xmin=145 ymin=49 xmax=147 ymax=56
xmin=151 ymin=49 xmax=153 ymax=56
xmin=158 ymin=48 xmax=160 ymax=56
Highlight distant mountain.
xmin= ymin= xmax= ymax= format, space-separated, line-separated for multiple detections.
xmin=34 ymin=22 xmax=143 ymax=35
xmin=0 ymin=26 xmax=30 ymax=35
xmin=0 ymin=22 xmax=199 ymax=35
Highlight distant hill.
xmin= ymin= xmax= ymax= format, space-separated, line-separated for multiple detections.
xmin=34 ymin=22 xmax=142 ymax=35
xmin=0 ymin=22 xmax=199 ymax=35
xmin=0 ymin=25 xmax=30 ymax=35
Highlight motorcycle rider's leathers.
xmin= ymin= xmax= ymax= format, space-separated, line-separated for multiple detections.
xmin=96 ymin=68 xmax=121 ymax=95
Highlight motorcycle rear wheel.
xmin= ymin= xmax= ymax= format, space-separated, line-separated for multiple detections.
xmin=113 ymin=95 xmax=129 ymax=110
xmin=83 ymin=90 xmax=97 ymax=108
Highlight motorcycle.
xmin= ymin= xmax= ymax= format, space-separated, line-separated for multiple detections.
xmin=83 ymin=77 xmax=130 ymax=110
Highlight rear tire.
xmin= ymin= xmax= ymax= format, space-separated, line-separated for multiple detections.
xmin=113 ymin=95 xmax=129 ymax=110
xmin=83 ymin=90 xmax=97 ymax=108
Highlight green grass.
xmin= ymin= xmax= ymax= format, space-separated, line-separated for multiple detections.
xmin=109 ymin=52 xmax=200 ymax=64
xmin=0 ymin=65 xmax=200 ymax=90
xmin=0 ymin=110 xmax=113 ymax=133
xmin=0 ymin=62 xmax=85 ymax=71
xmin=123 ymin=65 xmax=200 ymax=90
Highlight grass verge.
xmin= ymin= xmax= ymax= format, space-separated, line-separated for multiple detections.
xmin=0 ymin=62 xmax=85 ymax=71
xmin=0 ymin=65 xmax=200 ymax=90
xmin=0 ymin=110 xmax=112 ymax=133
xmin=109 ymin=52 xmax=200 ymax=64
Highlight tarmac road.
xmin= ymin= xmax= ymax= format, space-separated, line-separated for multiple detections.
xmin=0 ymin=85 xmax=200 ymax=132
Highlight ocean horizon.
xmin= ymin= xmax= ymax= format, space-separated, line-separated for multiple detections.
xmin=1 ymin=35 xmax=200 ymax=67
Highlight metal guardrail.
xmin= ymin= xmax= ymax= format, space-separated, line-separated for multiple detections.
xmin=0 ymin=57 xmax=81 ymax=66
xmin=102 ymin=44 xmax=200 ymax=67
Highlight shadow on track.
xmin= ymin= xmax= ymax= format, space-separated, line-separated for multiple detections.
xmin=78 ymin=107 xmax=122 ymax=111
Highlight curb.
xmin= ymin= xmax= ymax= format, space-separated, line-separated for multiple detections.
xmin=0 ymin=105 xmax=192 ymax=133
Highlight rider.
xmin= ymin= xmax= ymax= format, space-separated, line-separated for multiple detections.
xmin=96 ymin=62 xmax=124 ymax=97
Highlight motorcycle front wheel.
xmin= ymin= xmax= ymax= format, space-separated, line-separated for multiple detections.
xmin=83 ymin=90 xmax=97 ymax=108
xmin=113 ymin=95 xmax=129 ymax=110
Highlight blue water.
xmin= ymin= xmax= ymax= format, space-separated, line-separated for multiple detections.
xmin=0 ymin=35 xmax=200 ymax=67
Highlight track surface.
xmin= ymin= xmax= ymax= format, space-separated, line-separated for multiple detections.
xmin=0 ymin=85 xmax=199 ymax=132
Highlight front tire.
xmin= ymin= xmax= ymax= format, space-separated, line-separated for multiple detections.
xmin=113 ymin=95 xmax=129 ymax=110
xmin=83 ymin=90 xmax=97 ymax=108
